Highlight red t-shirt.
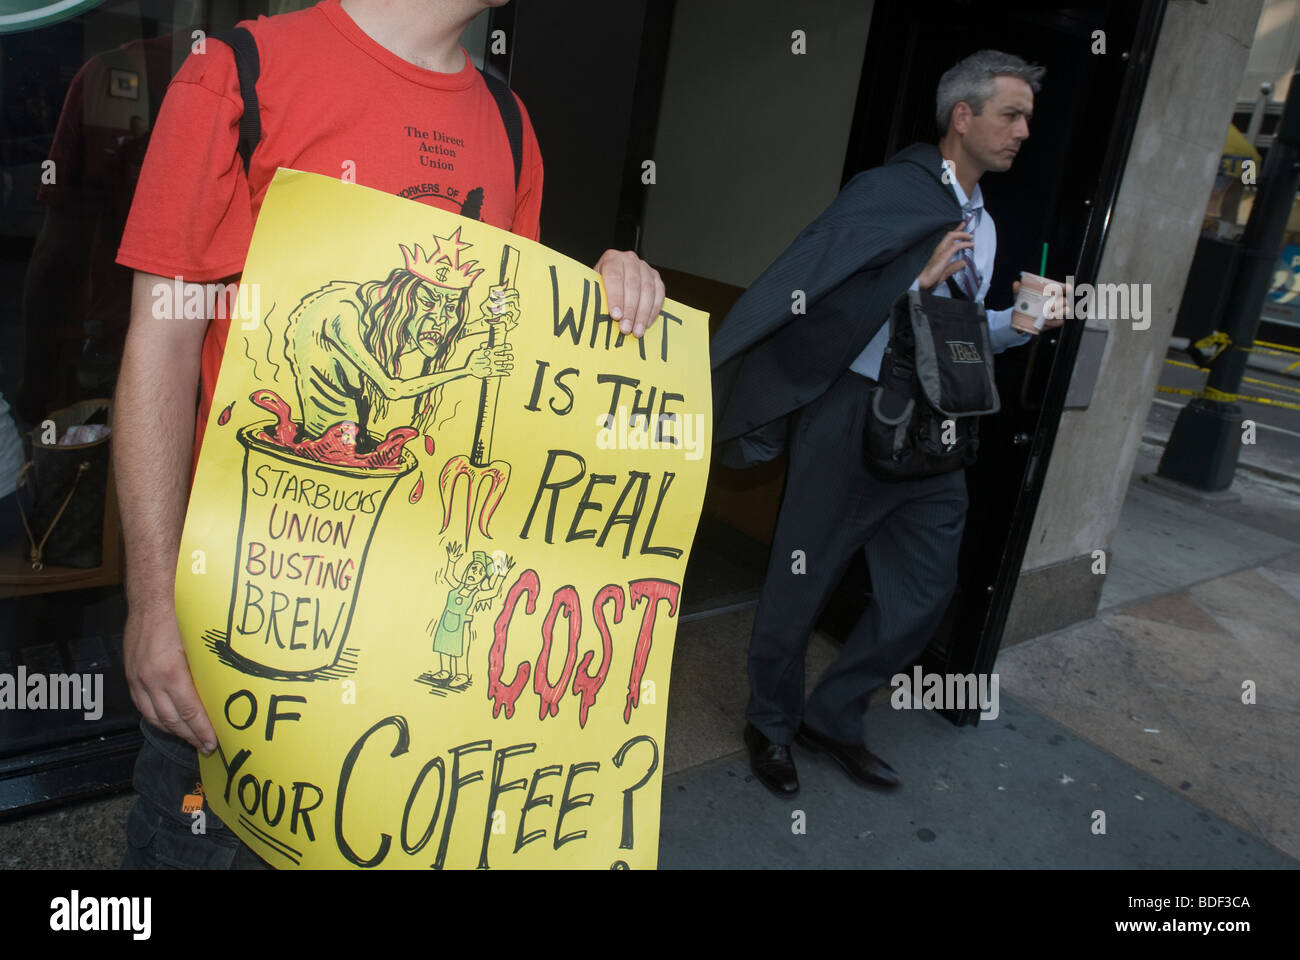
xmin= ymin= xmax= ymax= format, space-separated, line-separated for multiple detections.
xmin=115 ymin=0 xmax=543 ymax=468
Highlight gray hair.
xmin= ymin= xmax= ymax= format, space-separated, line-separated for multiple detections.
xmin=936 ymin=50 xmax=1045 ymax=136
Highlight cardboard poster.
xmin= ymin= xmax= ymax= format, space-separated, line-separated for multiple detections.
xmin=174 ymin=169 xmax=711 ymax=868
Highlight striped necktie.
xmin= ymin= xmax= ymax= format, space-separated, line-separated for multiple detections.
xmin=954 ymin=205 xmax=981 ymax=299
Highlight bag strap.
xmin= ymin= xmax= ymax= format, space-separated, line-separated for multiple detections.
xmin=884 ymin=294 xmax=915 ymax=377
xmin=212 ymin=26 xmax=262 ymax=176
xmin=211 ymin=28 xmax=522 ymax=194
xmin=945 ymin=275 xmax=969 ymax=301
xmin=478 ymin=67 xmax=522 ymax=191
xmin=15 ymin=460 xmax=92 ymax=571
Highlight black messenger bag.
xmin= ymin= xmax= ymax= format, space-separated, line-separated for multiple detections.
xmin=863 ymin=281 xmax=1000 ymax=481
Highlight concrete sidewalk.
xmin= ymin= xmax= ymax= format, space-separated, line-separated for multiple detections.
xmin=656 ymin=437 xmax=1300 ymax=868
xmin=659 ymin=695 xmax=1294 ymax=869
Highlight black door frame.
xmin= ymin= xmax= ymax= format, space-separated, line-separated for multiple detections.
xmin=967 ymin=0 xmax=1169 ymax=716
xmin=489 ymin=0 xmax=677 ymax=265
xmin=831 ymin=0 xmax=1169 ymax=724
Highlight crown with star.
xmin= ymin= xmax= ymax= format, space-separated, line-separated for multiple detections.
xmin=399 ymin=227 xmax=484 ymax=291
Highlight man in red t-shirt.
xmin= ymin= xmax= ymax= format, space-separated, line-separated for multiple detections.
xmin=113 ymin=0 xmax=666 ymax=867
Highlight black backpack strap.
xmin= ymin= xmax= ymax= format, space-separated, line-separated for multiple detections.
xmin=212 ymin=26 xmax=261 ymax=176
xmin=478 ymin=67 xmax=522 ymax=191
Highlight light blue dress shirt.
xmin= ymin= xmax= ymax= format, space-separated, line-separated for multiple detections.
xmin=849 ymin=176 xmax=1031 ymax=380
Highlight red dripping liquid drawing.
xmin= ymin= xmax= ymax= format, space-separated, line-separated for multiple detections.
xmin=410 ymin=472 xmax=424 ymax=504
xmin=249 ymin=388 xmax=416 ymax=469
xmin=217 ymin=401 xmax=234 ymax=426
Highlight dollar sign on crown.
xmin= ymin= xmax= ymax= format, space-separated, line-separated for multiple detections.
xmin=400 ymin=227 xmax=484 ymax=291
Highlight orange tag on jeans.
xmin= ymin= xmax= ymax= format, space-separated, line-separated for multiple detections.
xmin=181 ymin=782 xmax=204 ymax=814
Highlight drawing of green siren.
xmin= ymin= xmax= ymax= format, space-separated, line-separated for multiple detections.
xmin=222 ymin=422 xmax=417 ymax=679
xmin=0 ymin=0 xmax=108 ymax=33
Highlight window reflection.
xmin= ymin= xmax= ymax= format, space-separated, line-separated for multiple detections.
xmin=0 ymin=1 xmax=316 ymax=749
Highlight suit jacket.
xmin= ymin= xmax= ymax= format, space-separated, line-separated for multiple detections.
xmin=711 ymin=142 xmax=964 ymax=468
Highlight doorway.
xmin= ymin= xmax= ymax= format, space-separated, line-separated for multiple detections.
xmin=496 ymin=0 xmax=1169 ymax=722
xmin=821 ymin=0 xmax=1168 ymax=723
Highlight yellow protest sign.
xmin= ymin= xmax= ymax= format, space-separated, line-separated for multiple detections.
xmin=174 ymin=169 xmax=710 ymax=868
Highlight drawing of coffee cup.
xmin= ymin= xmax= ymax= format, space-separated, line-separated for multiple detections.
xmin=222 ymin=422 xmax=417 ymax=679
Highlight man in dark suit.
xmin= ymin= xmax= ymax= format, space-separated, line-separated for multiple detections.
xmin=711 ymin=50 xmax=1060 ymax=796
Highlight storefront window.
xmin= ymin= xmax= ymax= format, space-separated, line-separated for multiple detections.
xmin=0 ymin=0 xmax=487 ymax=809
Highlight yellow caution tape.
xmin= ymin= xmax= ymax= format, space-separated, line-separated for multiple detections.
xmin=1253 ymin=338 xmax=1300 ymax=356
xmin=1190 ymin=331 xmax=1230 ymax=364
xmin=1163 ymin=358 xmax=1300 ymax=395
xmin=1155 ymin=383 xmax=1300 ymax=412
xmin=1181 ymin=332 xmax=1300 ymax=360
xmin=1176 ymin=335 xmax=1300 ymax=373
xmin=1171 ymin=329 xmax=1300 ymax=386
xmin=1246 ymin=374 xmax=1300 ymax=396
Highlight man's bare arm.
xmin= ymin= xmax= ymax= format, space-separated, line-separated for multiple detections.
xmin=115 ymin=270 xmax=217 ymax=753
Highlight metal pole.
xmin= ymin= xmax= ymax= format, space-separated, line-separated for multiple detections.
xmin=1244 ymin=82 xmax=1272 ymax=147
xmin=1158 ymin=55 xmax=1300 ymax=491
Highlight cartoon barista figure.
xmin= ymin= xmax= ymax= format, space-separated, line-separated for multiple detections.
xmin=427 ymin=542 xmax=514 ymax=689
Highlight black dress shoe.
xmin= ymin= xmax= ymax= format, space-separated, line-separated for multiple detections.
xmin=796 ymin=723 xmax=901 ymax=789
xmin=744 ymin=723 xmax=799 ymax=797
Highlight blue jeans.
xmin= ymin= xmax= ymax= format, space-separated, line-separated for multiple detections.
xmin=120 ymin=719 xmax=272 ymax=869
